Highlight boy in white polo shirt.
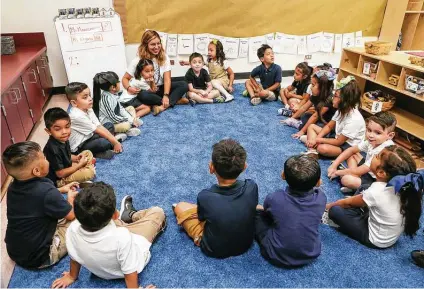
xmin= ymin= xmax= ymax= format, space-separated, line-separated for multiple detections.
xmin=327 ymin=111 xmax=396 ymax=192
xmin=51 ymin=182 xmax=165 ymax=288
xmin=66 ymin=82 xmax=124 ymax=160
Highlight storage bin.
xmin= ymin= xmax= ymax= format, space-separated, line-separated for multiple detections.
xmin=364 ymin=41 xmax=392 ymax=55
xmin=1 ymin=36 xmax=16 ymax=55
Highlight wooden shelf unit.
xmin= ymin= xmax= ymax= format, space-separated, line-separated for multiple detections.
xmin=379 ymin=0 xmax=424 ymax=50
xmin=338 ymin=47 xmax=424 ymax=141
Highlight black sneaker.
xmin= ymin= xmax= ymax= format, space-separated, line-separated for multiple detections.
xmin=411 ymin=250 xmax=424 ymax=268
xmin=119 ymin=195 xmax=137 ymax=223
xmin=94 ymin=150 xmax=115 ymax=160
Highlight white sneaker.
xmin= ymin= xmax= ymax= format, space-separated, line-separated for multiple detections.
xmin=224 ymin=94 xmax=234 ymax=102
xmin=299 ymin=135 xmax=307 ymax=143
xmin=281 ymin=118 xmax=302 ymax=129
xmin=251 ymin=97 xmax=262 ymax=106
xmin=126 ymin=127 xmax=141 ymax=137
xmin=321 ymin=210 xmax=340 ymax=228
xmin=115 ymin=133 xmax=127 ymax=142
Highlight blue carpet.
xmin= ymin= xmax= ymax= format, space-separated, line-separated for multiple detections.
xmin=8 ymin=84 xmax=424 ymax=288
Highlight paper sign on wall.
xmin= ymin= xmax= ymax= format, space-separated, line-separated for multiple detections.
xmin=342 ymin=32 xmax=355 ymax=48
xmin=238 ymin=38 xmax=249 ymax=58
xmin=209 ymin=34 xmax=225 ymax=44
xmin=334 ymin=34 xmax=343 ymax=53
xmin=223 ymin=37 xmax=240 ymax=59
xmin=297 ymin=36 xmax=307 ymax=55
xmin=157 ymin=31 xmax=168 ymax=49
xmin=194 ymin=34 xmax=209 ymax=55
xmin=248 ymin=36 xmax=266 ymax=62
xmin=166 ymin=34 xmax=178 ymax=56
xmin=307 ymin=32 xmax=322 ymax=53
xmin=321 ymin=32 xmax=334 ymax=53
xmin=355 ymin=31 xmax=364 ymax=47
xmin=178 ymin=34 xmax=194 ymax=55
xmin=265 ymin=33 xmax=275 ymax=48
xmin=273 ymin=32 xmax=284 ymax=53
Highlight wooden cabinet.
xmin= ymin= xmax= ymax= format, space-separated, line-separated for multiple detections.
xmin=1 ymin=88 xmax=28 ymax=144
xmin=21 ymin=63 xmax=44 ymax=122
xmin=36 ymin=53 xmax=53 ymax=97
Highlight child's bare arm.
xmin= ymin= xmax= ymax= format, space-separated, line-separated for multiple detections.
xmin=52 ymin=259 xmax=81 ymax=289
xmin=226 ymin=67 xmax=235 ymax=92
xmin=329 ymin=146 xmax=360 ymax=171
xmin=71 ymin=154 xmax=79 ymax=162
xmin=188 ymin=83 xmax=203 ymax=95
xmin=291 ymin=100 xmax=312 ymax=119
xmin=249 ymin=76 xmax=260 ymax=90
xmin=316 ymin=120 xmax=335 ymax=139
xmin=94 ymin=126 xmax=122 ymax=153
xmin=265 ymin=82 xmax=281 ymax=93
xmin=326 ymin=194 xmax=366 ymax=210
xmin=336 ymin=164 xmax=371 ymax=178
xmin=124 ymin=271 xmax=139 ymax=288
xmin=56 ymin=155 xmax=89 ymax=178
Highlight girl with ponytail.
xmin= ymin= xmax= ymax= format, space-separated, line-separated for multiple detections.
xmin=326 ymin=145 xmax=422 ymax=248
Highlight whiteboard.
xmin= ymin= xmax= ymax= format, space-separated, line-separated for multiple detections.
xmin=54 ymin=14 xmax=127 ymax=91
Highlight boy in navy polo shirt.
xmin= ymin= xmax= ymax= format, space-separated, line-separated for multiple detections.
xmin=3 ymin=141 xmax=78 ymax=269
xmin=172 ymin=138 xmax=258 ymax=258
xmin=255 ymin=155 xmax=326 ymax=267
xmin=244 ymin=44 xmax=282 ymax=106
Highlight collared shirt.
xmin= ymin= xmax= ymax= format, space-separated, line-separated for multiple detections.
xmin=185 ymin=68 xmax=211 ymax=89
xmin=69 ymin=107 xmax=101 ymax=152
xmin=43 ymin=136 xmax=72 ymax=185
xmin=251 ymin=63 xmax=282 ymax=93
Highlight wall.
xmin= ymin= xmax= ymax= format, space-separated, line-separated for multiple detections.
xmin=1 ymin=0 xmax=378 ymax=87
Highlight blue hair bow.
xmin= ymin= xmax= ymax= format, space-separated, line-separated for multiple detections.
xmin=387 ymin=169 xmax=424 ymax=193
xmin=314 ymin=70 xmax=336 ymax=81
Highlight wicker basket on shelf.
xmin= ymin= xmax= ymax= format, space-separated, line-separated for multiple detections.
xmin=364 ymin=41 xmax=392 ymax=55
xmin=361 ymin=91 xmax=396 ymax=113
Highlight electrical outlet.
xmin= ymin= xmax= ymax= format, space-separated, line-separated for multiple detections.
xmin=304 ymin=54 xmax=312 ymax=60
xmin=170 ymin=60 xmax=175 ymax=65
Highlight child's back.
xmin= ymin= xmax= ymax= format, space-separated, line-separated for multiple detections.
xmin=255 ymin=155 xmax=326 ymax=267
xmin=198 ymin=179 xmax=258 ymax=257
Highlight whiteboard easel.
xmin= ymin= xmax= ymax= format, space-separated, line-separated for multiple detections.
xmin=54 ymin=14 xmax=127 ymax=91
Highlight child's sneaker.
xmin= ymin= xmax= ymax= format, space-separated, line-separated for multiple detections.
xmin=116 ymin=133 xmax=127 ymax=143
xmin=301 ymin=149 xmax=319 ymax=159
xmin=94 ymin=150 xmax=115 ymax=160
xmin=340 ymin=187 xmax=354 ymax=194
xmin=224 ymin=94 xmax=234 ymax=102
xmin=126 ymin=127 xmax=141 ymax=137
xmin=119 ymin=195 xmax=137 ymax=223
xmin=299 ymin=135 xmax=307 ymax=143
xmin=213 ymin=96 xmax=225 ymax=103
xmin=330 ymin=161 xmax=347 ymax=171
xmin=250 ymin=97 xmax=262 ymax=106
xmin=277 ymin=107 xmax=293 ymax=117
xmin=281 ymin=118 xmax=302 ymax=129
xmin=189 ymin=99 xmax=196 ymax=106
xmin=321 ymin=210 xmax=340 ymax=228
xmin=242 ymin=90 xmax=249 ymax=97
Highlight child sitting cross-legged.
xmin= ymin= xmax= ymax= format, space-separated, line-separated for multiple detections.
xmin=172 ymin=138 xmax=259 ymax=258
xmin=244 ymin=44 xmax=282 ymax=106
xmin=327 ymin=111 xmax=396 ymax=193
xmin=326 ymin=145 xmax=422 ymax=249
xmin=52 ymin=182 xmax=165 ymax=288
xmin=255 ymin=155 xmax=326 ymax=267
xmin=3 ymin=141 xmax=78 ymax=269
xmin=43 ymin=107 xmax=96 ymax=187
xmin=66 ymin=82 xmax=123 ymax=160
xmin=185 ymin=52 xmax=225 ymax=106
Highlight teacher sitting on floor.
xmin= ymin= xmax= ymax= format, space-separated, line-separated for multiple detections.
xmin=122 ymin=30 xmax=189 ymax=116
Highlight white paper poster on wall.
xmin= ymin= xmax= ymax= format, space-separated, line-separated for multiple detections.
xmin=238 ymin=38 xmax=249 ymax=58
xmin=355 ymin=31 xmax=364 ymax=47
xmin=194 ymin=34 xmax=209 ymax=55
xmin=321 ymin=32 xmax=334 ymax=53
xmin=307 ymin=32 xmax=322 ymax=53
xmin=297 ymin=36 xmax=308 ymax=55
xmin=248 ymin=36 xmax=266 ymax=62
xmin=178 ymin=34 xmax=194 ymax=55
xmin=342 ymin=32 xmax=355 ymax=48
xmin=334 ymin=34 xmax=343 ymax=53
xmin=223 ymin=37 xmax=240 ymax=59
xmin=157 ymin=31 xmax=168 ymax=49
xmin=265 ymin=33 xmax=275 ymax=48
xmin=273 ymin=32 xmax=283 ymax=53
xmin=209 ymin=34 xmax=225 ymax=44
xmin=166 ymin=34 xmax=178 ymax=56
xmin=279 ymin=33 xmax=298 ymax=55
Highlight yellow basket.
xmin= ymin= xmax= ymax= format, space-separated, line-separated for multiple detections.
xmin=361 ymin=92 xmax=395 ymax=113
xmin=364 ymin=41 xmax=392 ymax=55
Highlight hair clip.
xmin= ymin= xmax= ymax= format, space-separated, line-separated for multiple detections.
xmin=314 ymin=70 xmax=336 ymax=81
xmin=211 ymin=39 xmax=218 ymax=45
xmin=335 ymin=75 xmax=355 ymax=90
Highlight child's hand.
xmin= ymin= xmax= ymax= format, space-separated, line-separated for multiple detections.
xmin=67 ymin=188 xmax=78 ymax=200
xmin=325 ymin=203 xmax=333 ymax=211
xmin=52 ymin=271 xmax=76 ymax=289
xmin=78 ymin=155 xmax=88 ymax=167
xmin=306 ymin=139 xmax=317 ymax=148
xmin=113 ymin=142 xmax=123 ymax=153
xmin=61 ymin=182 xmax=79 ymax=193
xmin=228 ymin=85 xmax=233 ymax=93
xmin=162 ymin=96 xmax=170 ymax=108
xmin=128 ymin=86 xmax=141 ymax=95
xmin=292 ymin=131 xmax=305 ymax=139
xmin=199 ymin=90 xmax=207 ymax=97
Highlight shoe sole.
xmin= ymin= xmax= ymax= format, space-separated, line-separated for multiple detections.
xmin=119 ymin=195 xmax=131 ymax=220
xmin=126 ymin=128 xmax=141 ymax=137
xmin=251 ymin=98 xmax=262 ymax=105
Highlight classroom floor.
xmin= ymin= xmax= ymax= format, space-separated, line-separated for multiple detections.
xmin=5 ymin=82 xmax=424 ymax=288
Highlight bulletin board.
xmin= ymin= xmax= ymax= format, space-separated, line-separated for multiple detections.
xmin=114 ymin=0 xmax=388 ymax=44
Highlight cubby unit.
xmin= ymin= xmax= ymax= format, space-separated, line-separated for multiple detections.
xmin=358 ymin=56 xmax=380 ymax=80
xmin=339 ymin=50 xmax=360 ymax=74
xmin=406 ymin=0 xmax=424 ymax=11
xmin=411 ymin=14 xmax=424 ymax=49
xmin=376 ymin=62 xmax=403 ymax=88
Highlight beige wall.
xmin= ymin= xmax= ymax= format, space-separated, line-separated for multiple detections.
xmin=1 ymin=0 xmax=112 ymax=87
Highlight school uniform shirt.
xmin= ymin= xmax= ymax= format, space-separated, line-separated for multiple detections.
xmin=197 ymin=179 xmax=259 ymax=258
xmin=43 ymin=136 xmax=73 ymax=185
xmin=99 ymin=91 xmax=134 ymax=125
xmin=207 ymin=59 xmax=229 ymax=80
xmin=117 ymin=89 xmax=136 ymax=103
xmin=357 ymin=139 xmax=395 ymax=178
xmin=259 ymin=187 xmax=327 ymax=267
xmin=66 ymin=220 xmax=151 ymax=279
xmin=127 ymin=55 xmax=171 ymax=86
xmin=292 ymin=79 xmax=310 ymax=96
xmin=362 ymin=182 xmax=403 ymax=248
xmin=129 ymin=78 xmax=151 ymax=91
xmin=250 ymin=63 xmax=282 ymax=93
xmin=310 ymin=93 xmax=337 ymax=123
xmin=69 ymin=107 xmax=101 ymax=152
xmin=331 ymin=108 xmax=366 ymax=146
xmin=5 ymin=177 xmax=72 ymax=268
xmin=185 ymin=68 xmax=211 ymax=89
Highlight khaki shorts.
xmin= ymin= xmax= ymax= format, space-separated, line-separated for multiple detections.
xmin=175 ymin=206 xmax=205 ymax=246
xmin=258 ymin=84 xmax=276 ymax=101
